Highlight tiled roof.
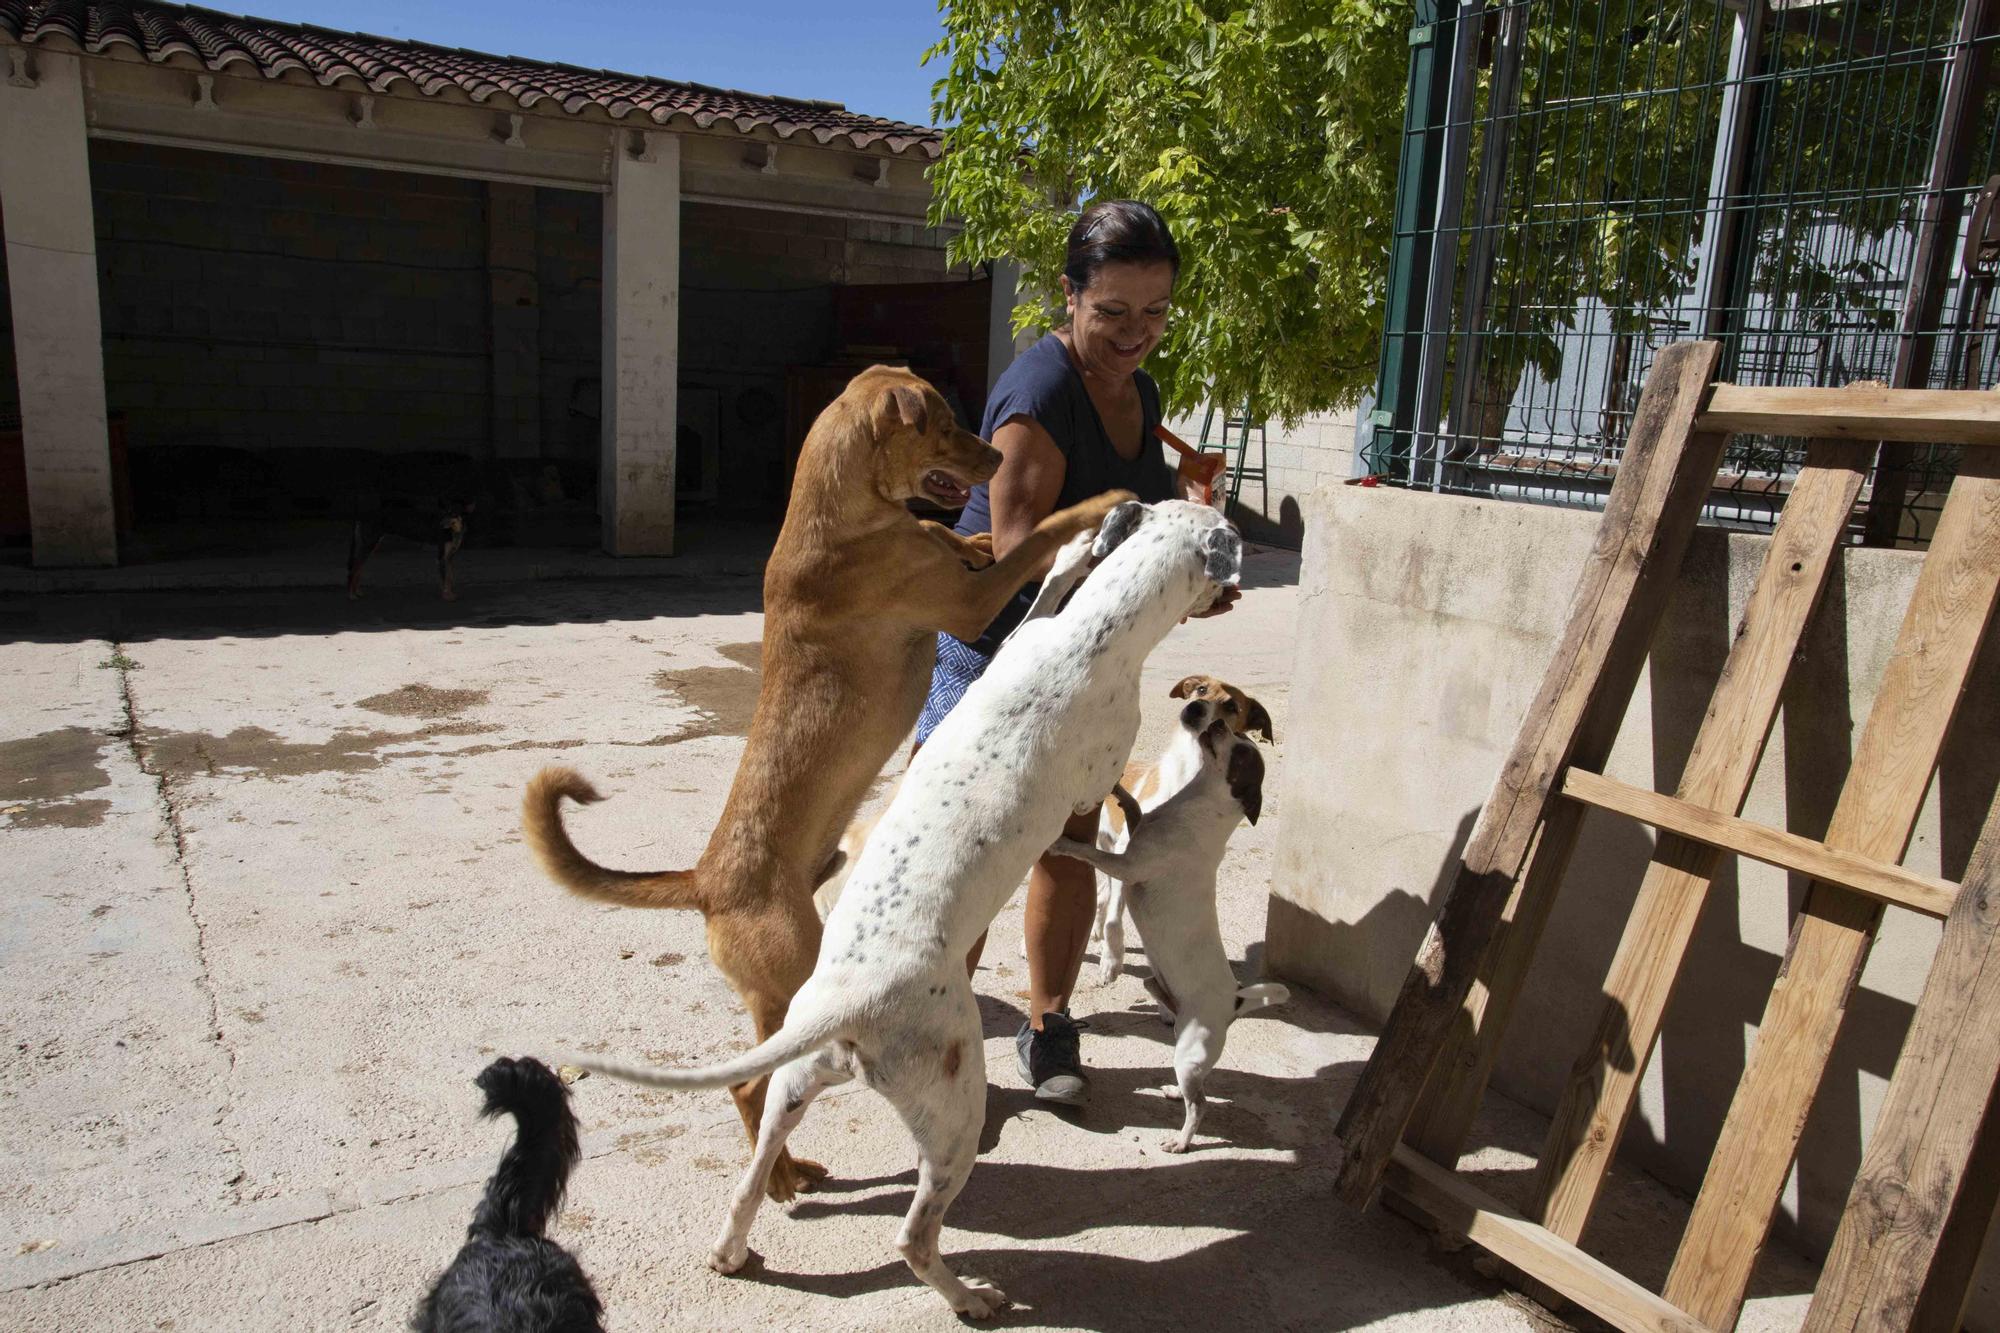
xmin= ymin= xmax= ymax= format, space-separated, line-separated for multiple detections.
xmin=0 ymin=0 xmax=943 ymax=157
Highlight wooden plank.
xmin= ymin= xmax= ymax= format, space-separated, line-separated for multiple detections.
xmin=1332 ymin=340 xmax=1729 ymax=1208
xmin=1384 ymin=1145 xmax=1717 ymax=1333
xmin=1803 ymin=796 xmax=2000 ymax=1333
xmin=1664 ymin=452 xmax=2000 ymax=1329
xmin=1561 ymin=769 xmax=1960 ymax=918
xmin=1402 ymin=445 xmax=1870 ymax=1200
xmin=1403 ymin=800 xmax=1585 ymax=1167
xmin=1699 ymin=384 xmax=2000 ymax=446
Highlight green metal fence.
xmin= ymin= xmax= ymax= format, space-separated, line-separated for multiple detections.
xmin=1363 ymin=0 xmax=1998 ymax=546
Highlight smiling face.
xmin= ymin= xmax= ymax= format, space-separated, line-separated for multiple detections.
xmin=1061 ymin=260 xmax=1176 ymax=381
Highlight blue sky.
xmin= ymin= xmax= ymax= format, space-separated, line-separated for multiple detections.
xmin=248 ymin=0 xmax=950 ymax=128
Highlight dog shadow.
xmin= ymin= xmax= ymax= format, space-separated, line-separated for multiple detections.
xmin=736 ymin=1093 xmax=1503 ymax=1331
xmin=794 ymin=1057 xmax=1358 ymax=1232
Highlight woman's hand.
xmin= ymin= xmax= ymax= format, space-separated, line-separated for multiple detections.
xmin=1185 ymin=586 xmax=1241 ymax=621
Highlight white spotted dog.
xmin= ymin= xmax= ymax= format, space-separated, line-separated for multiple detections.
xmin=568 ymin=499 xmax=1241 ymax=1318
xmin=1089 ymin=674 xmax=1273 ymax=984
xmin=1049 ymin=716 xmax=1286 ymax=1153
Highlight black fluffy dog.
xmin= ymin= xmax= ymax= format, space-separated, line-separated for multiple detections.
xmin=413 ymin=1057 xmax=604 ymax=1333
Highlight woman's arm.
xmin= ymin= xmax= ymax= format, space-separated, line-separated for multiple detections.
xmin=987 ymin=416 xmax=1069 ymax=572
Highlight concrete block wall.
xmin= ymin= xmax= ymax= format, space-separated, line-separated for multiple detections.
xmin=0 ymin=221 xmax=16 ymax=422
xmin=1268 ymin=481 xmax=2000 ymax=1320
xmin=533 ymin=187 xmax=602 ymax=472
xmin=1164 ymin=404 xmax=1361 ymax=548
xmin=678 ymin=202 xmax=957 ymax=511
xmin=91 ymin=140 xmax=491 ymax=491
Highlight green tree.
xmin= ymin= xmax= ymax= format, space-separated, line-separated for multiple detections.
xmin=925 ymin=0 xmax=1410 ymax=424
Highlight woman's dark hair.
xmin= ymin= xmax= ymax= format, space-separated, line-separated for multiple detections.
xmin=1063 ymin=200 xmax=1180 ymax=293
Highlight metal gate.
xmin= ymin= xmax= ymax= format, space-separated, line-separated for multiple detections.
xmin=1362 ymin=0 xmax=2000 ymax=546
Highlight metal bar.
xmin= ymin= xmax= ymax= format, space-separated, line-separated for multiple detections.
xmin=1444 ymin=0 xmax=1527 ymax=473
xmin=1694 ymin=0 xmax=1768 ymax=342
xmin=1362 ymin=0 xmax=1458 ymax=479
xmin=1862 ymin=0 xmax=1997 ymax=545
xmin=1414 ymin=0 xmax=1487 ymax=490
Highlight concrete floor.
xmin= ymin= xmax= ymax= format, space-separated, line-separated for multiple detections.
xmin=0 ymin=539 xmax=1820 ymax=1331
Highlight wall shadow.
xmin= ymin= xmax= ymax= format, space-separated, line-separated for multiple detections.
xmin=0 ymin=569 xmax=769 ymax=646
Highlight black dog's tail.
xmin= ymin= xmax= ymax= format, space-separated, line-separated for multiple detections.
xmin=465 ymin=1056 xmax=580 ymax=1241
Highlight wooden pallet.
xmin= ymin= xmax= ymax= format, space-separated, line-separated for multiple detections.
xmin=1330 ymin=340 xmax=2000 ymax=1333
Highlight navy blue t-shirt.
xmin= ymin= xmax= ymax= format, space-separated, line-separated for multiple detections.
xmin=952 ymin=333 xmax=1177 ymax=655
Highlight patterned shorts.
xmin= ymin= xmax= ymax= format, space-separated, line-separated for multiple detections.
xmin=914 ymin=632 xmax=992 ymax=746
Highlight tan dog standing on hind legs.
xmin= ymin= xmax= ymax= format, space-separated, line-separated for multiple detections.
xmin=522 ymin=366 xmax=1133 ymax=1201
xmin=568 ymin=499 xmax=1243 ymax=1317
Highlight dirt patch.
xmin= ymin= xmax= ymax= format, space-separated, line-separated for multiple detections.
xmin=355 ymin=685 xmax=489 ymax=719
xmin=1 ymin=727 xmax=114 ymax=829
xmin=651 ymin=641 xmax=762 ymax=740
xmin=615 ymin=1124 xmax=688 ymax=1165
xmin=139 ymin=722 xmax=494 ymax=780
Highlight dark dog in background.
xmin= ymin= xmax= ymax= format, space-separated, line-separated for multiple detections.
xmin=348 ymin=500 xmax=470 ymax=601
xmin=347 ymin=454 xmax=568 ymax=601
xmin=412 ymin=1056 xmax=603 ymax=1333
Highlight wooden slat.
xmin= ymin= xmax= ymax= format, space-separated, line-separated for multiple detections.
xmin=1803 ymin=797 xmax=2000 ymax=1333
xmin=1384 ymin=1145 xmax=1716 ymax=1333
xmin=1524 ymin=447 xmax=1872 ymax=1249
xmin=1333 ymin=340 xmax=1729 ymax=1207
xmin=1699 ymin=383 xmax=2000 ymax=445
xmin=1664 ymin=453 xmax=2000 ymax=1329
xmin=1402 ymin=800 xmax=1586 ymax=1166
xmin=1561 ymin=769 xmax=1960 ymax=918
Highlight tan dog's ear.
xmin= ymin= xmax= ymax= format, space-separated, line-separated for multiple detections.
xmin=1169 ymin=675 xmax=1205 ymax=699
xmin=1227 ymin=743 xmax=1265 ymax=826
xmin=1244 ymin=697 xmax=1276 ymax=744
xmin=883 ymin=383 xmax=929 ymax=435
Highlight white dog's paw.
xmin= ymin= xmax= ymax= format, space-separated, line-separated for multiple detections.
xmin=1159 ymin=1083 xmax=1183 ymax=1101
xmin=1096 ymin=955 xmax=1121 ymax=986
xmin=1159 ymin=1135 xmax=1193 ymax=1154
xmin=953 ymin=1278 xmax=1010 ymax=1318
xmin=708 ymin=1239 xmax=751 ymax=1274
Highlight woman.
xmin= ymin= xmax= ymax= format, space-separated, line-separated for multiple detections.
xmin=914 ymin=199 xmax=1236 ymax=1105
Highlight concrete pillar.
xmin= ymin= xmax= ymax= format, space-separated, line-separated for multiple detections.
xmin=0 ymin=49 xmax=116 ymax=567
xmin=486 ymin=182 xmax=542 ymax=460
xmin=599 ymin=129 xmax=679 ymax=555
xmin=986 ymin=258 xmax=1022 ymax=402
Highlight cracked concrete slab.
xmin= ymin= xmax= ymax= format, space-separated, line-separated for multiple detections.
xmin=0 ymin=555 xmax=1821 ymax=1331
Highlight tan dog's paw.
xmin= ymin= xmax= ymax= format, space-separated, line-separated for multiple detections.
xmin=765 ymin=1151 xmax=828 ymax=1201
xmin=953 ymin=1278 xmax=1010 ymax=1318
xmin=1060 ymin=488 xmax=1139 ymax=534
xmin=919 ymin=521 xmax=995 ymax=570
xmin=958 ymin=530 xmax=995 ymax=567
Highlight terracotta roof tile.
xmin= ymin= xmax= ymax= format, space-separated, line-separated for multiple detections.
xmin=0 ymin=0 xmax=942 ymax=157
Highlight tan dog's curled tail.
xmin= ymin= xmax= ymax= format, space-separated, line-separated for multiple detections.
xmin=521 ymin=766 xmax=705 ymax=910
xmin=569 ymin=1010 xmax=843 ymax=1092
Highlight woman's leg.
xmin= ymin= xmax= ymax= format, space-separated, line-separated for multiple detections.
xmin=1025 ymin=809 xmax=1103 ymax=1023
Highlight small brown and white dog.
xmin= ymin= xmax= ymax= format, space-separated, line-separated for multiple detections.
xmin=1051 ymin=712 xmax=1285 ymax=1153
xmin=1091 ymin=675 xmax=1273 ymax=983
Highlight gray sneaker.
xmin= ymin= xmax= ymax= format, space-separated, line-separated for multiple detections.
xmin=1016 ymin=1011 xmax=1089 ymax=1106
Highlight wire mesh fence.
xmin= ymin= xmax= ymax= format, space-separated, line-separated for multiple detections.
xmin=1363 ymin=0 xmax=1998 ymax=546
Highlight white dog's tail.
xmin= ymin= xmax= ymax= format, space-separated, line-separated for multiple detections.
xmin=570 ymin=1010 xmax=842 ymax=1091
xmin=1233 ymin=982 xmax=1290 ymax=1015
